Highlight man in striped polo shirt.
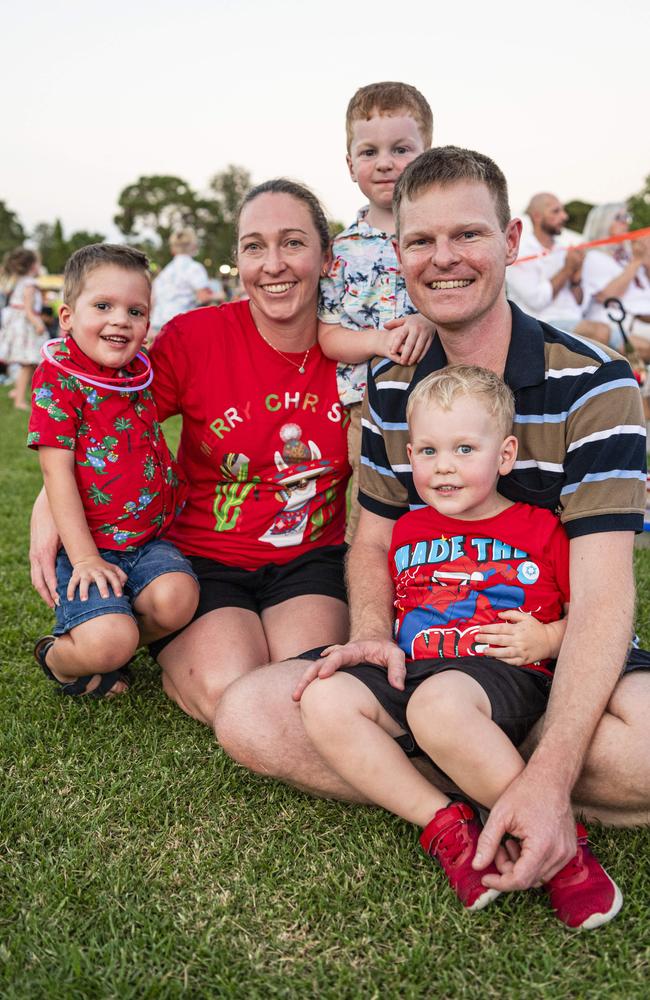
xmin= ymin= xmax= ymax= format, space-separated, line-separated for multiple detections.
xmin=214 ymin=148 xmax=649 ymax=882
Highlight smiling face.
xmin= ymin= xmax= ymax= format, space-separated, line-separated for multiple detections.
xmin=237 ymin=192 xmax=328 ymax=332
xmin=58 ymin=265 xmax=151 ymax=369
xmin=407 ymin=394 xmax=517 ymax=521
xmin=397 ymin=180 xmax=521 ymax=333
xmin=347 ymin=112 xmax=426 ymax=221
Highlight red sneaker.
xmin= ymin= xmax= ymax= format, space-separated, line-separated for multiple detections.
xmin=420 ymin=801 xmax=501 ymax=912
xmin=544 ymin=823 xmax=623 ymax=929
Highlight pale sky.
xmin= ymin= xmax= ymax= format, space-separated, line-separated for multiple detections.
xmin=4 ymin=0 xmax=649 ymax=254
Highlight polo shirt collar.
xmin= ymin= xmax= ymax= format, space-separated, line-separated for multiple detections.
xmin=425 ymin=301 xmax=545 ymax=390
xmin=503 ymin=301 xmax=546 ymax=390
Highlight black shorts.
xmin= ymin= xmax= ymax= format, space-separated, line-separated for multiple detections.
xmin=297 ymin=648 xmax=551 ymax=753
xmin=297 ymin=644 xmax=650 ymax=756
xmin=150 ymin=544 xmax=347 ymax=659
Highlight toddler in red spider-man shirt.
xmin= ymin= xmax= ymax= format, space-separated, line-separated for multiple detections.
xmin=28 ymin=244 xmax=198 ymax=699
xmin=297 ymin=365 xmax=622 ymax=930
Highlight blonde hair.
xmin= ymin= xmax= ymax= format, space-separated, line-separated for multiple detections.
xmin=169 ymin=227 xmax=199 ymax=255
xmin=407 ymin=365 xmax=515 ymax=437
xmin=345 ymin=81 xmax=433 ymax=152
xmin=63 ymin=243 xmax=151 ymax=307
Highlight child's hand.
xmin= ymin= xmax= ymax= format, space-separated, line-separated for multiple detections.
xmin=384 ymin=315 xmax=435 ymax=366
xmin=68 ymin=556 xmax=128 ymax=602
xmin=475 ymin=610 xmax=555 ymax=665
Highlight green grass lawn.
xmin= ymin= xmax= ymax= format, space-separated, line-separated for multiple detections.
xmin=1 ymin=386 xmax=649 ymax=999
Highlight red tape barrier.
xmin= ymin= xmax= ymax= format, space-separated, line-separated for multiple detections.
xmin=513 ymin=226 xmax=650 ymax=265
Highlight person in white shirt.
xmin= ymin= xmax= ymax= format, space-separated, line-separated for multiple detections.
xmin=507 ymin=193 xmax=608 ymax=343
xmin=150 ymin=228 xmax=216 ymax=334
xmin=581 ymin=204 xmax=650 ymax=361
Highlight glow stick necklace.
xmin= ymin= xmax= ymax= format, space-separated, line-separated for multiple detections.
xmin=40 ymin=338 xmax=153 ymax=393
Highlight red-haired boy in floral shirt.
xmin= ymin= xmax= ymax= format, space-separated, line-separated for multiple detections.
xmin=28 ymin=244 xmax=198 ymax=698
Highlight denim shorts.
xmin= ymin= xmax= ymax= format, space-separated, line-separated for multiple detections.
xmin=53 ymin=538 xmax=198 ymax=636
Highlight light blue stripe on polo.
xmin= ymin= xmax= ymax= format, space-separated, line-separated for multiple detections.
xmin=367 ymin=401 xmax=409 ymax=431
xmin=371 ymin=358 xmax=393 ymax=376
xmin=558 ymin=332 xmax=612 ymax=364
xmin=569 ymin=378 xmax=640 ymax=414
xmin=514 ymin=410 xmax=568 ymax=424
xmin=360 ymin=455 xmax=398 ymax=478
xmin=560 ymin=469 xmax=647 ymax=496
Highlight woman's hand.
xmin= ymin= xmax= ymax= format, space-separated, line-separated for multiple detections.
xmin=475 ymin=610 xmax=564 ymax=665
xmin=68 ymin=556 xmax=127 ymax=602
xmin=292 ymin=639 xmax=405 ymax=701
xmin=29 ymin=488 xmax=61 ymax=608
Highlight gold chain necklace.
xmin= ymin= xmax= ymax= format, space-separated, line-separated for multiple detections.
xmin=258 ymin=330 xmax=311 ymax=374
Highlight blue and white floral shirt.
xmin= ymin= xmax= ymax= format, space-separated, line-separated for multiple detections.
xmin=318 ymin=207 xmax=416 ymax=406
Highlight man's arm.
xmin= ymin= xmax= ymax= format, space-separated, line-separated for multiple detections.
xmin=475 ymin=531 xmax=634 ymax=889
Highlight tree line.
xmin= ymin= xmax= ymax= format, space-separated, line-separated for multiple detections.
xmin=2 ymin=168 xmax=650 ymax=275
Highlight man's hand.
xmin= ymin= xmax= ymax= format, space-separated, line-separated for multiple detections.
xmin=472 ymin=764 xmax=577 ymax=890
xmin=292 ymin=639 xmax=405 ymax=701
xmin=565 ymin=246 xmax=585 ymax=278
xmin=384 ymin=315 xmax=434 ymax=366
xmin=29 ymin=488 xmax=61 ymax=608
xmin=68 ymin=556 xmax=127 ymax=602
xmin=475 ymin=609 xmax=561 ymax=665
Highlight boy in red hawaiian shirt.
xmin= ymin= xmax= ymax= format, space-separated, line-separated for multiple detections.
xmin=28 ymin=245 xmax=198 ymax=698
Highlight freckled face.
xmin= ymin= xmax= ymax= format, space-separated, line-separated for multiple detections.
xmin=58 ymin=265 xmax=151 ymax=369
xmin=407 ymin=395 xmax=517 ymax=520
xmin=397 ymin=180 xmax=521 ymax=332
xmin=237 ymin=192 xmax=328 ymax=329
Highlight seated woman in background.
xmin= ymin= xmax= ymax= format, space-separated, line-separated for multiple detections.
xmin=581 ymin=203 xmax=650 ymax=361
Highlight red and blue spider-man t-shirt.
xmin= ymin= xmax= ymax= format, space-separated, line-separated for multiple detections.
xmin=389 ymin=501 xmax=570 ymax=676
xmin=28 ymin=336 xmax=186 ymax=551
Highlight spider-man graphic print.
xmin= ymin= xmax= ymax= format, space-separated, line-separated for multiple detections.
xmin=389 ymin=503 xmax=570 ymax=676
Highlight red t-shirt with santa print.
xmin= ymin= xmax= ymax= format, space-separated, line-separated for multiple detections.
xmin=150 ymin=301 xmax=350 ymax=570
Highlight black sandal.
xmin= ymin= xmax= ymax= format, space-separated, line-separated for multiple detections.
xmin=33 ymin=636 xmax=132 ymax=699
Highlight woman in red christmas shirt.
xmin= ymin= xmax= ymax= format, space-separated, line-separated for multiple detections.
xmin=31 ymin=180 xmax=351 ymax=723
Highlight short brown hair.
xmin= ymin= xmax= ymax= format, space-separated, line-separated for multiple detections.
xmin=345 ymin=81 xmax=433 ymax=152
xmin=406 ymin=365 xmax=515 ymax=438
xmin=393 ymin=146 xmax=511 ymax=237
xmin=63 ymin=244 xmax=151 ymax=307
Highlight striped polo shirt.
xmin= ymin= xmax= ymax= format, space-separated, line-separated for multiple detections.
xmin=359 ymin=302 xmax=647 ymax=538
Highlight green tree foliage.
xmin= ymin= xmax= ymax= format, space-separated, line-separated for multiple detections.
xmin=201 ymin=165 xmax=252 ymax=268
xmin=113 ymin=176 xmax=201 ymax=266
xmin=0 ymin=200 xmax=26 ymax=259
xmin=114 ymin=166 xmax=253 ymax=271
xmin=628 ymin=174 xmax=650 ymax=230
xmin=32 ymin=220 xmax=105 ymax=273
xmin=564 ymin=200 xmax=594 ymax=235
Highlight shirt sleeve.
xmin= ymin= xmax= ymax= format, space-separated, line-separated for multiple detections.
xmin=318 ymin=254 xmax=347 ymax=325
xmin=187 ymin=259 xmax=210 ymax=291
xmin=507 ymin=259 xmax=554 ymax=313
xmin=559 ymin=356 xmax=646 ymax=537
xmin=149 ymin=319 xmax=185 ymax=421
xmin=547 ymin=516 xmax=571 ymax=605
xmin=581 ymin=250 xmax=620 ymax=301
xmin=27 ymin=364 xmax=80 ymax=450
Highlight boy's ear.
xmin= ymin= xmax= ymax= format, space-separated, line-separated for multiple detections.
xmin=498 ymin=434 xmax=518 ymax=475
xmin=58 ymin=303 xmax=73 ymax=332
xmin=346 ymin=153 xmax=357 ymax=183
xmin=406 ymin=442 xmax=413 ymax=462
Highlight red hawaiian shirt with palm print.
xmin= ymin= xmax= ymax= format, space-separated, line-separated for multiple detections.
xmin=28 ymin=336 xmax=187 ymax=550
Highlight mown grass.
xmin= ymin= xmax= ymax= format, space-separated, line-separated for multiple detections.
xmin=1 ymin=387 xmax=649 ymax=999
